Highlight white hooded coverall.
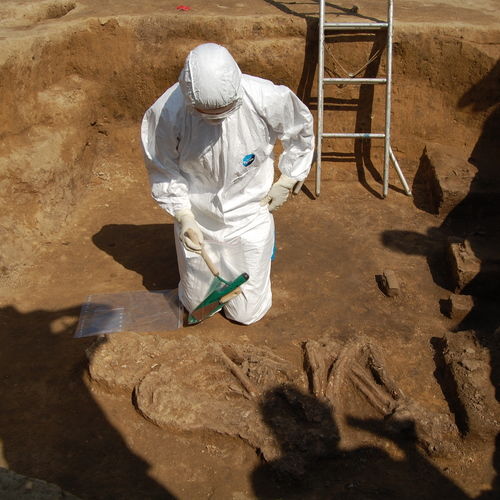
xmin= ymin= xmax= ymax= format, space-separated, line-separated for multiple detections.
xmin=141 ymin=43 xmax=314 ymax=324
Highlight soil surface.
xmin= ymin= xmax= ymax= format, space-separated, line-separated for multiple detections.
xmin=1 ymin=1 xmax=499 ymax=499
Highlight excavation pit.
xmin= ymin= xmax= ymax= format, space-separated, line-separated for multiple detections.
xmin=1 ymin=1 xmax=499 ymax=499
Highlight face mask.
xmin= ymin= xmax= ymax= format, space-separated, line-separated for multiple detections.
xmin=202 ymin=117 xmax=224 ymax=126
xmin=193 ymin=98 xmax=242 ymax=122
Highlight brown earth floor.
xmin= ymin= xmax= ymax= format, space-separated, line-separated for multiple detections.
xmin=1 ymin=1 xmax=499 ymax=499
xmin=2 ymin=132 xmax=498 ymax=499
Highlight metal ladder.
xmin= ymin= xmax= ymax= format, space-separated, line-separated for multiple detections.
xmin=315 ymin=0 xmax=412 ymax=198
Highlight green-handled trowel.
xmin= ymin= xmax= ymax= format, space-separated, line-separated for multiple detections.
xmin=186 ymin=230 xmax=249 ymax=325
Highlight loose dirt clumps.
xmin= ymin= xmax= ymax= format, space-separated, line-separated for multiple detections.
xmin=436 ymin=331 xmax=500 ymax=439
xmin=86 ymin=332 xmax=482 ymax=474
xmin=304 ymin=338 xmax=460 ymax=457
xmin=88 ymin=334 xmax=307 ymax=465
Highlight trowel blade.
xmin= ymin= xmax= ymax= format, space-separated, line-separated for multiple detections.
xmin=188 ymin=302 xmax=223 ymax=324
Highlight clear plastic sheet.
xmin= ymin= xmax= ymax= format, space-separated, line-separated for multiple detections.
xmin=74 ymin=289 xmax=182 ymax=338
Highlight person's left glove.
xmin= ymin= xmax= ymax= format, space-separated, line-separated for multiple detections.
xmin=175 ymin=209 xmax=204 ymax=253
xmin=260 ymin=175 xmax=297 ymax=212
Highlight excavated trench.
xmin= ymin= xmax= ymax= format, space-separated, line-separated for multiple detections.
xmin=1 ymin=15 xmax=497 ymax=274
xmin=1 ymin=6 xmax=499 ymax=500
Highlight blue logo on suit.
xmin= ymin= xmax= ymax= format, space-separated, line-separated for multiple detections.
xmin=242 ymin=154 xmax=255 ymax=167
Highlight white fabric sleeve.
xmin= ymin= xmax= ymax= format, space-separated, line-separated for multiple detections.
xmin=261 ymin=85 xmax=315 ymax=181
xmin=141 ymin=105 xmax=191 ymax=217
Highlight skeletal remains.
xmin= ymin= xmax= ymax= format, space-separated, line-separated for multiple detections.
xmin=88 ymin=333 xmax=488 ymax=471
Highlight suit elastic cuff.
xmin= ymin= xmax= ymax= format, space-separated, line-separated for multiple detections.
xmin=175 ymin=208 xmax=195 ymax=222
xmin=278 ymin=174 xmax=298 ymax=190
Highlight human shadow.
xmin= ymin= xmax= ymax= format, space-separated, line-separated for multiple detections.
xmin=251 ymin=385 xmax=472 ymax=499
xmin=347 ymin=417 xmax=473 ymax=500
xmin=0 ymin=304 xmax=175 ymax=499
xmin=381 ymin=223 xmax=500 ymax=383
xmin=92 ymin=223 xmax=179 ymax=290
xmin=380 ymin=227 xmax=453 ymax=290
xmin=451 ymin=60 xmax=500 ymax=339
xmin=381 ymin=58 xmax=500 ymax=384
xmin=380 ymin=59 xmax=500 ymax=499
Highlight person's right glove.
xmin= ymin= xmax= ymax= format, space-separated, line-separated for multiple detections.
xmin=175 ymin=209 xmax=204 ymax=253
xmin=260 ymin=174 xmax=297 ymax=212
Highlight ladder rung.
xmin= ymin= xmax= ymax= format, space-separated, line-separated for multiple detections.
xmin=322 ymin=133 xmax=386 ymax=139
xmin=323 ymin=78 xmax=387 ymax=85
xmin=324 ymin=22 xmax=388 ymax=30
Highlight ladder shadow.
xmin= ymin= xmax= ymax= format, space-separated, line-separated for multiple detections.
xmin=264 ymin=1 xmax=392 ymax=198
xmin=354 ymin=30 xmax=388 ymax=198
xmin=264 ymin=2 xmax=386 ymax=106
xmin=263 ymin=1 xmax=385 ymax=23
xmin=318 ymin=31 xmax=388 ymax=198
xmin=262 ymin=1 xmax=386 ymax=105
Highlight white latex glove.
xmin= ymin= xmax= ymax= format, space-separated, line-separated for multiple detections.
xmin=175 ymin=209 xmax=204 ymax=253
xmin=260 ymin=175 xmax=297 ymax=212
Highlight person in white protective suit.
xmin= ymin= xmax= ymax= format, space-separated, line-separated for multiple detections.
xmin=141 ymin=43 xmax=314 ymax=325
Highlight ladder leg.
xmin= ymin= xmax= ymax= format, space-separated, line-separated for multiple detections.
xmin=389 ymin=146 xmax=412 ymax=195
xmin=382 ymin=0 xmax=394 ymax=198
xmin=316 ymin=0 xmax=326 ymax=197
xmin=316 ymin=134 xmax=323 ymax=197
